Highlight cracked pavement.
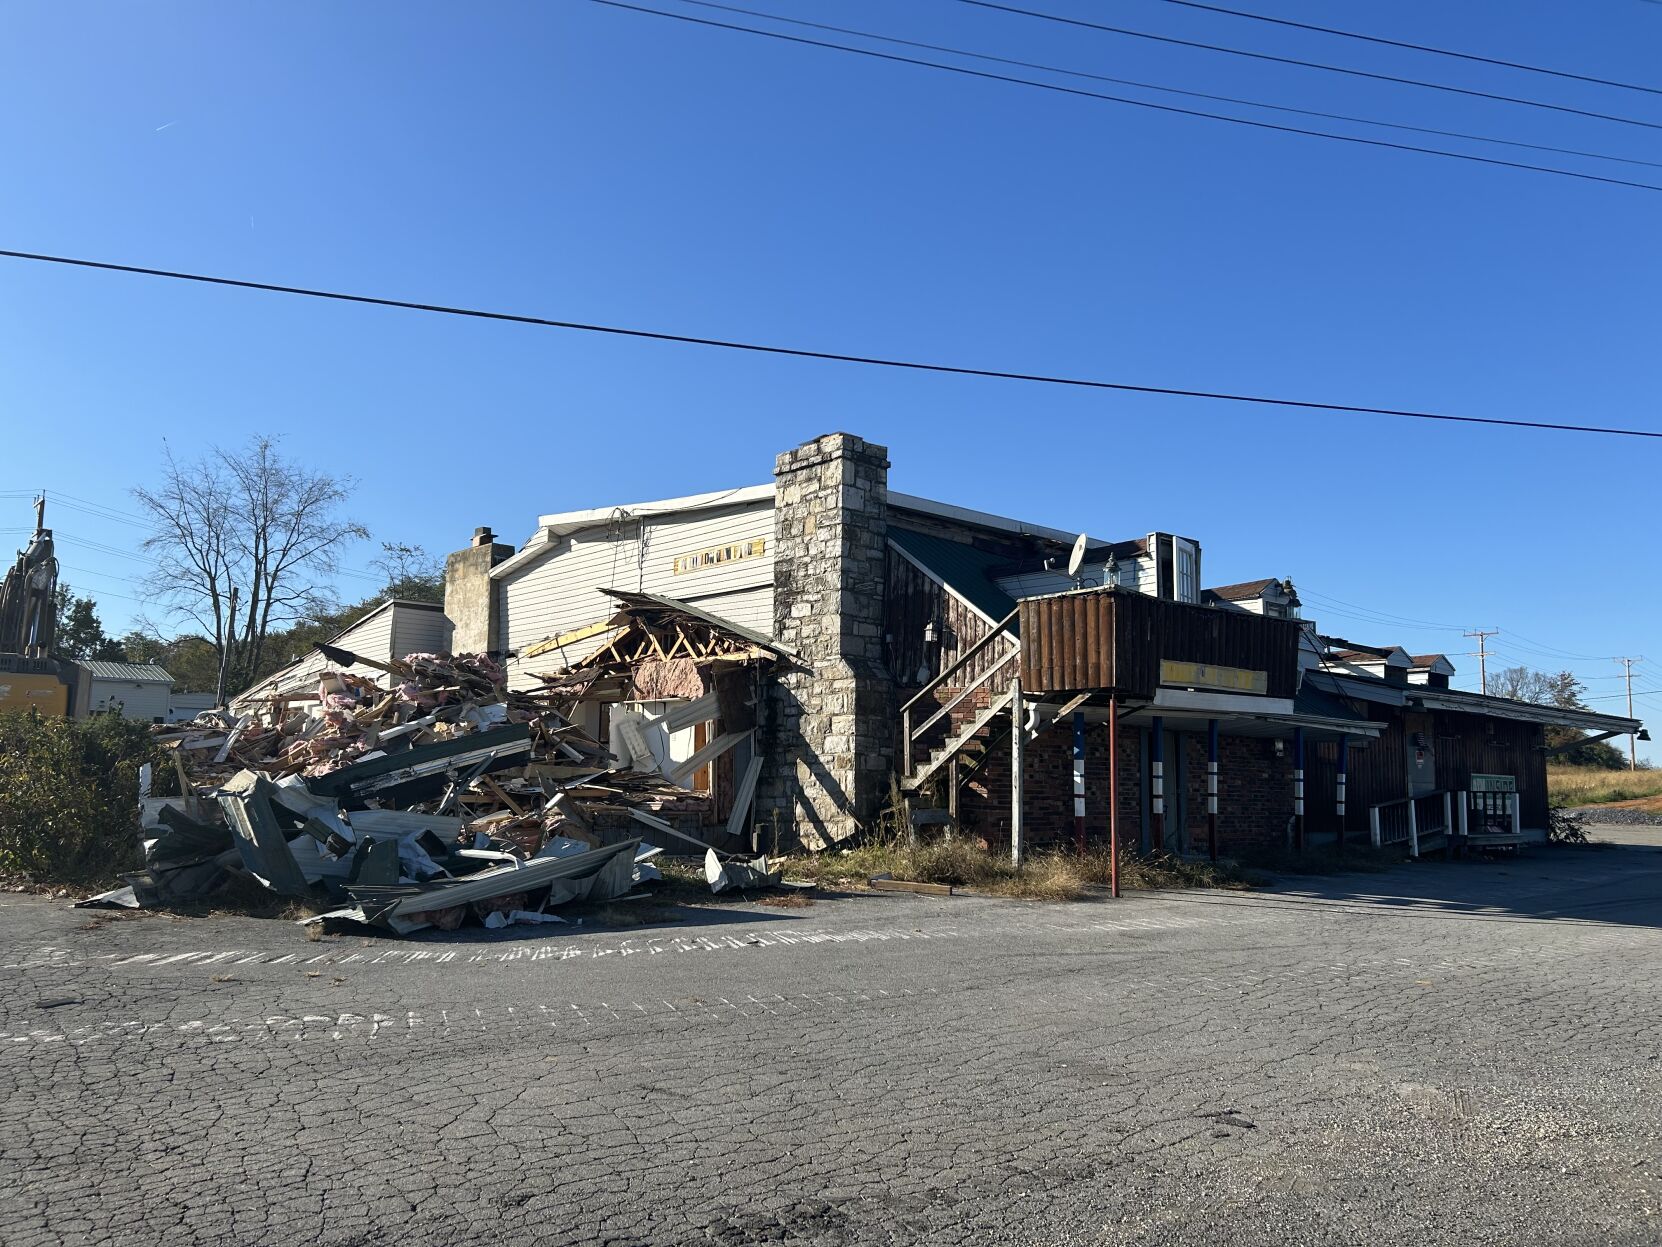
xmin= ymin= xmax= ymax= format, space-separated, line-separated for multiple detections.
xmin=3 ymin=834 xmax=1660 ymax=1246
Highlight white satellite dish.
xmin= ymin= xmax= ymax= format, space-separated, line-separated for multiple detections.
xmin=1066 ymin=532 xmax=1089 ymax=582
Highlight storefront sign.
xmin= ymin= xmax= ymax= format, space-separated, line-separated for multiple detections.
xmin=1159 ymin=659 xmax=1268 ymax=696
xmin=672 ymin=538 xmax=765 ymax=576
xmin=1470 ymin=773 xmax=1516 ymax=793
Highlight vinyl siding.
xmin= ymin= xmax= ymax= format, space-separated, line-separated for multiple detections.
xmin=995 ymin=557 xmax=1148 ymax=602
xmin=498 ymin=499 xmax=775 ymax=686
xmin=390 ymin=605 xmax=453 ymax=658
xmin=89 ymin=678 xmax=171 ymax=723
xmin=229 ymin=602 xmax=418 ymax=712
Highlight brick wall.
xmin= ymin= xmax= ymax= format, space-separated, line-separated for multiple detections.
xmin=944 ymin=719 xmax=1296 ymax=857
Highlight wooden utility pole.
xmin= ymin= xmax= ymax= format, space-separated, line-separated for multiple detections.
xmin=1616 ymin=656 xmax=1643 ymax=771
xmin=215 ymin=584 xmax=240 ymax=710
xmin=1463 ymin=628 xmax=1499 ymax=694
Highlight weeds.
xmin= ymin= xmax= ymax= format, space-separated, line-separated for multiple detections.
xmin=1546 ymin=766 xmax=1662 ymax=808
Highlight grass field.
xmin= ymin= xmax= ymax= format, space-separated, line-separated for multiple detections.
xmin=1547 ymin=766 xmax=1662 ymax=808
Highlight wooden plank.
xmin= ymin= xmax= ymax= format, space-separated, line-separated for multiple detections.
xmin=522 ymin=617 xmax=616 ymax=660
xmin=870 ymin=876 xmax=953 ymax=896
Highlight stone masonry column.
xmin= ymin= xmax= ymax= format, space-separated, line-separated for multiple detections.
xmin=443 ymin=527 xmax=513 ymax=654
xmin=761 ymin=433 xmax=894 ymax=850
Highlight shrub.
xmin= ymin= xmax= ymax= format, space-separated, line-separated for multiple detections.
xmin=0 ymin=710 xmax=162 ymax=885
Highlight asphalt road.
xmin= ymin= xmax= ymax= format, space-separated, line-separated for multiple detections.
xmin=3 ymin=833 xmax=1660 ymax=1247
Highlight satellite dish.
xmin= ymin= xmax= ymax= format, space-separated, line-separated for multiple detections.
xmin=1066 ymin=532 xmax=1088 ymax=582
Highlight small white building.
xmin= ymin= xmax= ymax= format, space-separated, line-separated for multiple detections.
xmin=230 ymin=599 xmax=453 ymax=715
xmin=84 ymin=660 xmax=174 ymax=723
xmin=165 ymin=691 xmax=218 ymax=722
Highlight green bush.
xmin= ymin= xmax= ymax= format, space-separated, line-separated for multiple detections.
xmin=0 ymin=710 xmax=162 ymax=885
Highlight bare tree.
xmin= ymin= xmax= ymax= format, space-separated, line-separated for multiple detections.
xmin=1489 ymin=665 xmax=1552 ymax=704
xmin=133 ymin=437 xmax=367 ymax=691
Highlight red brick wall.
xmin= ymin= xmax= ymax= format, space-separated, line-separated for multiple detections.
xmin=945 ymin=721 xmax=1295 ymax=857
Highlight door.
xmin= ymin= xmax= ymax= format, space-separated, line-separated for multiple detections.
xmin=1404 ymin=712 xmax=1437 ymax=797
xmin=1145 ymin=728 xmax=1186 ymax=852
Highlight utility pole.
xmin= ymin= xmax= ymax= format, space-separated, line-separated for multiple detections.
xmin=215 ymin=585 xmax=239 ymax=709
xmin=1616 ymin=656 xmax=1643 ymax=771
xmin=1463 ymin=628 xmax=1499 ymax=695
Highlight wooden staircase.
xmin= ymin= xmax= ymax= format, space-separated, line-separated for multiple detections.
xmin=900 ymin=609 xmax=1020 ymax=796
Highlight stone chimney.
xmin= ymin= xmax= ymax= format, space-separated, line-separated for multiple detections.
xmin=444 ymin=526 xmax=513 ymax=654
xmin=760 ymin=433 xmax=893 ymax=849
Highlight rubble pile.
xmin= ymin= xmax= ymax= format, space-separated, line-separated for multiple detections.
xmin=83 ymin=646 xmax=707 ymax=934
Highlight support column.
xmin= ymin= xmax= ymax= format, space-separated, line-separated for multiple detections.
xmin=1206 ymin=719 xmax=1219 ymax=862
xmin=1336 ymin=735 xmax=1348 ymax=852
xmin=1071 ymin=709 xmax=1086 ymax=855
xmin=1293 ymin=727 xmax=1306 ymax=853
xmin=1011 ymin=674 xmax=1025 ymax=869
xmin=761 ymin=434 xmax=893 ymax=850
xmin=1108 ymin=694 xmax=1121 ymax=897
xmin=1150 ymin=716 xmax=1166 ymax=856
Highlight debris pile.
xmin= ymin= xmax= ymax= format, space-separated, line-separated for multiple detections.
xmin=82 ymin=645 xmax=720 ymax=934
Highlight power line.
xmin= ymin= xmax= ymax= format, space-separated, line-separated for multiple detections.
xmin=670 ymin=0 xmax=1662 ymax=171
xmin=1156 ymin=0 xmax=1662 ymax=100
xmin=9 ymin=246 xmax=1662 ymax=441
xmin=1299 ymin=589 xmax=1474 ymax=631
xmin=953 ymin=0 xmax=1662 ymax=133
xmin=592 ymin=0 xmax=1662 ymax=194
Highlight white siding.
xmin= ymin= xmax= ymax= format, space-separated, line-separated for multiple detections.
xmin=995 ymin=558 xmax=1147 ymax=601
xmin=90 ymin=679 xmax=171 ymax=723
xmin=229 ymin=602 xmax=428 ymax=712
xmin=390 ymin=605 xmax=453 ymax=658
xmin=498 ymin=499 xmax=775 ymax=685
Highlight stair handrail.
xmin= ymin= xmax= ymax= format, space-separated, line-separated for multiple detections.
xmin=901 ymin=608 xmax=1020 ymax=776
xmin=901 ymin=608 xmax=1020 ymax=716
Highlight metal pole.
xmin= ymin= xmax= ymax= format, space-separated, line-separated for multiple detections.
xmin=1292 ymin=727 xmax=1305 ymax=854
xmin=1369 ymin=805 xmax=1381 ymax=848
xmin=1072 ymin=709 xmax=1087 ymax=855
xmin=1010 ymin=674 xmax=1024 ymax=869
xmin=1206 ymin=718 xmax=1219 ymax=862
xmin=1150 ymin=716 xmax=1165 ymax=856
xmin=1336 ymin=735 xmax=1348 ymax=852
xmin=1442 ymin=790 xmax=1453 ymax=840
xmin=1108 ymin=694 xmax=1120 ymax=897
xmin=1510 ymin=790 xmax=1521 ymax=840
xmin=1407 ymin=798 xmax=1419 ymax=859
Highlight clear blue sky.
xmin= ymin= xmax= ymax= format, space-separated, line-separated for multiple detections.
xmin=2 ymin=1 xmax=1659 ymax=747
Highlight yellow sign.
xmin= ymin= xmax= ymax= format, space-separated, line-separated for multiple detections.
xmin=672 ymin=539 xmax=765 ymax=576
xmin=0 ymin=674 xmax=70 ymax=716
xmin=1160 ymin=659 xmax=1268 ymax=696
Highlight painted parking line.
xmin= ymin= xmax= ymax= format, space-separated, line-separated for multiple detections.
xmin=0 ymin=987 xmax=941 ymax=1049
xmin=1 ymin=926 xmax=965 ymax=974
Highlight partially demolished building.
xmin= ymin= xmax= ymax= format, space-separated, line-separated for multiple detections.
xmin=447 ymin=431 xmax=1645 ymax=859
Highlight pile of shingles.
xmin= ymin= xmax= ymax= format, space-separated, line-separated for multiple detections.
xmin=83 ymin=648 xmax=701 ymax=935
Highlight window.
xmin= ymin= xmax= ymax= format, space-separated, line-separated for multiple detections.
xmin=1175 ymin=540 xmax=1198 ymax=604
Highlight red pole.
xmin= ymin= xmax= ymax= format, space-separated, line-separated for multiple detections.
xmin=1108 ymin=694 xmax=1120 ymax=898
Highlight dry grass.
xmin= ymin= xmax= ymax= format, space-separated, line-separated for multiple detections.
xmin=1547 ymin=766 xmax=1662 ymax=808
xmin=770 ymin=839 xmax=1259 ymax=901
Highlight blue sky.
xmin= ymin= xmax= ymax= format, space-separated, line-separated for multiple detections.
xmin=2 ymin=0 xmax=1659 ymax=747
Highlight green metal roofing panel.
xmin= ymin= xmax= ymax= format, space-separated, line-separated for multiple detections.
xmin=888 ymin=528 xmax=1019 ymax=627
xmin=82 ymin=660 xmax=174 ymax=683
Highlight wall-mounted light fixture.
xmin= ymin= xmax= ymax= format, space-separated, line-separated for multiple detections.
xmin=923 ymin=619 xmax=941 ymax=645
xmin=1273 ymin=738 xmax=1285 ymax=758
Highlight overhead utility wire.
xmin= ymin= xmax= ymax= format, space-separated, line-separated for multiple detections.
xmin=952 ymin=0 xmax=1662 ymax=133
xmin=1157 ymin=0 xmax=1662 ymax=99
xmin=590 ymin=1 xmax=1662 ymax=195
xmin=670 ymin=0 xmax=1662 ymax=170
xmin=7 ymin=247 xmax=1662 ymax=441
